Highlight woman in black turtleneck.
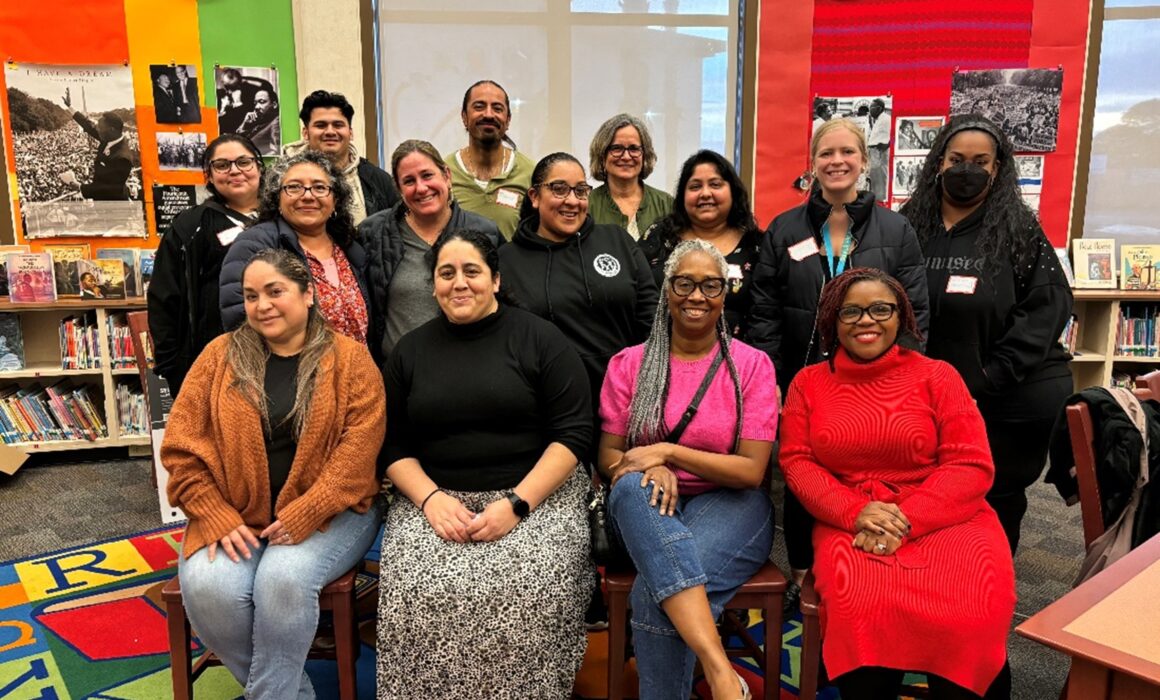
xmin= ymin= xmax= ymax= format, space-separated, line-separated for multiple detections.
xmin=749 ymin=118 xmax=929 ymax=612
xmin=900 ymin=114 xmax=1072 ymax=555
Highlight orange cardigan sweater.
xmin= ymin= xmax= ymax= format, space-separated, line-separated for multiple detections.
xmin=162 ymin=332 xmax=385 ymax=557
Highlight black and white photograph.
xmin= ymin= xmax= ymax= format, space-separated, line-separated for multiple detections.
xmin=812 ymin=94 xmax=893 ymax=201
xmin=156 ymin=131 xmax=207 ymax=171
xmin=894 ymin=116 xmax=945 ymax=155
xmin=891 ymin=155 xmax=926 ymax=197
xmin=1015 ymin=154 xmax=1045 ymax=193
xmin=214 ymin=65 xmax=280 ymax=156
xmin=3 ymin=63 xmax=146 ymax=238
xmin=149 ymin=64 xmax=201 ymax=124
xmin=950 ymin=68 xmax=1063 ymax=152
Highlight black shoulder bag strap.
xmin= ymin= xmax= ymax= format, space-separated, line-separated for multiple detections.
xmin=665 ymin=350 xmax=726 ymax=444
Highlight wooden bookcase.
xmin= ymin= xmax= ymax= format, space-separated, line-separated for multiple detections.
xmin=0 ymin=298 xmax=150 ymax=453
xmin=1070 ymin=289 xmax=1160 ymax=390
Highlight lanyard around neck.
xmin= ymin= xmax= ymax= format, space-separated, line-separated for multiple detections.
xmin=821 ymin=221 xmax=854 ymax=279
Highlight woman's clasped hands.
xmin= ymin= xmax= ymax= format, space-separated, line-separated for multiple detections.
xmin=609 ymin=443 xmax=679 ymax=516
xmin=853 ymin=501 xmax=910 ymax=556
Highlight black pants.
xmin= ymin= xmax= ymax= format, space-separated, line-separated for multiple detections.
xmin=979 ymin=375 xmax=1072 ymax=554
xmin=835 ymin=663 xmax=1011 ymax=700
xmin=783 ymin=486 xmax=815 ymax=570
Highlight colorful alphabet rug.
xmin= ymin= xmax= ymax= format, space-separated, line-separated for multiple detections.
xmin=0 ymin=526 xmax=856 ymax=699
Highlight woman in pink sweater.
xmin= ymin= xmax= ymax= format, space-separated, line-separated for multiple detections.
xmin=598 ymin=239 xmax=778 ymax=700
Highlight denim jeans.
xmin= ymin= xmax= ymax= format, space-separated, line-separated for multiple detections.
xmin=608 ymin=477 xmax=774 ymax=700
xmin=178 ymin=506 xmax=381 ymax=699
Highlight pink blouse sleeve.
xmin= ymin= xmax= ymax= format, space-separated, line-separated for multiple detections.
xmin=599 ymin=347 xmax=638 ymax=437
xmin=739 ymin=348 xmax=778 ymax=441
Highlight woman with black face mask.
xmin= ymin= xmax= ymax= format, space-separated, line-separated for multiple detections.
xmin=900 ymin=114 xmax=1072 ymax=556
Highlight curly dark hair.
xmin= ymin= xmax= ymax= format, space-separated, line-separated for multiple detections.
xmin=816 ymin=267 xmax=923 ymax=361
xmin=648 ymin=150 xmax=758 ymax=248
xmin=898 ymin=114 xmax=1040 ymax=271
xmin=256 ymin=150 xmax=357 ymax=248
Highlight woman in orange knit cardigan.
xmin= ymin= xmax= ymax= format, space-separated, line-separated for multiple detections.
xmin=162 ymin=248 xmax=384 ymax=699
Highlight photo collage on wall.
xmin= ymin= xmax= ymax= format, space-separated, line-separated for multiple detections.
xmin=808 ymin=67 xmax=1063 ymax=214
xmin=214 ymin=65 xmax=281 ymax=156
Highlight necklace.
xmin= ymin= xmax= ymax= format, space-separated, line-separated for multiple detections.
xmin=463 ymin=146 xmax=510 ymax=182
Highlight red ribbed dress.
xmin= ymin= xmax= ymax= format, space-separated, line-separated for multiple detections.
xmin=780 ymin=345 xmax=1015 ymax=694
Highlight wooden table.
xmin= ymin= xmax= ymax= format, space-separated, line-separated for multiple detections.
xmin=1017 ymin=533 xmax=1160 ymax=699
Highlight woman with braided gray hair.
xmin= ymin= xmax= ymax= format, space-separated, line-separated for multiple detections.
xmin=598 ymin=239 xmax=778 ymax=700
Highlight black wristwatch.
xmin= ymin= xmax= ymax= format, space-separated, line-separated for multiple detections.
xmin=505 ymin=491 xmax=530 ymax=519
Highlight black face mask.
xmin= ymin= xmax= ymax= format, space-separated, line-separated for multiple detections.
xmin=941 ymin=162 xmax=992 ymax=204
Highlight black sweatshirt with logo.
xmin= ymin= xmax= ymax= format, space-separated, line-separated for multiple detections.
xmin=922 ymin=205 xmax=1072 ymax=403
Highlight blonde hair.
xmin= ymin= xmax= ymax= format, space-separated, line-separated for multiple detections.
xmin=810 ymin=117 xmax=869 ymax=165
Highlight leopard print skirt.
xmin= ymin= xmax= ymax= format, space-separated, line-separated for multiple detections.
xmin=376 ymin=468 xmax=593 ymax=699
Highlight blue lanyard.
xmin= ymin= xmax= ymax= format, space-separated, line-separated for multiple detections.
xmin=821 ymin=222 xmax=854 ymax=279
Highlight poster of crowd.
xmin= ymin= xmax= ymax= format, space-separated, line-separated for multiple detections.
xmin=894 ymin=116 xmax=945 ymax=155
xmin=214 ymin=66 xmax=280 ymax=156
xmin=950 ymin=68 xmax=1063 ymax=152
xmin=1015 ymin=154 xmax=1045 ymax=193
xmin=812 ymin=95 xmax=893 ymax=201
xmin=149 ymin=64 xmax=201 ymax=124
xmin=156 ymin=131 xmax=207 ymax=171
xmin=891 ymin=155 xmax=926 ymax=197
xmin=4 ymin=63 xmax=146 ymax=238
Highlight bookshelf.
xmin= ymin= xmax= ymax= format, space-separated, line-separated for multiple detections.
xmin=1070 ymin=289 xmax=1160 ymax=390
xmin=0 ymin=298 xmax=150 ymax=453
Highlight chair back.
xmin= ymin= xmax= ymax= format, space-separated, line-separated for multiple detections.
xmin=1067 ymin=378 xmax=1157 ymax=550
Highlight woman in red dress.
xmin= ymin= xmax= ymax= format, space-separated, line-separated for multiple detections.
xmin=779 ymin=267 xmax=1015 ymax=699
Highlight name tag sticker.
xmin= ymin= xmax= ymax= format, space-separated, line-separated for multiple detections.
xmin=727 ymin=263 xmax=743 ymax=280
xmin=946 ymin=275 xmax=978 ymax=294
xmin=495 ymin=189 xmax=521 ymax=209
xmin=216 ymin=226 xmax=244 ymax=246
xmin=788 ymin=237 xmax=820 ymax=262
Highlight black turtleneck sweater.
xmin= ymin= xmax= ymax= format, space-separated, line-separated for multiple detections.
xmin=922 ymin=205 xmax=1072 ymax=404
xmin=381 ymin=304 xmax=592 ymax=491
xmin=499 ymin=215 xmax=658 ymax=408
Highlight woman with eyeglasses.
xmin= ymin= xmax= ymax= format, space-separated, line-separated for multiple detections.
xmin=779 ymin=267 xmax=1014 ymax=700
xmin=501 ymin=152 xmax=658 ymax=446
xmin=639 ymin=150 xmax=763 ymax=340
xmin=748 ymin=118 xmax=929 ymax=614
xmin=586 ymin=114 xmax=673 ymax=240
xmin=150 ymin=133 xmax=264 ymax=398
xmin=598 ymin=239 xmax=777 ymax=700
xmin=220 ymin=150 xmax=375 ymax=357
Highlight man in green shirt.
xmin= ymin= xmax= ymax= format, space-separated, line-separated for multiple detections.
xmin=445 ymin=80 xmax=534 ymax=240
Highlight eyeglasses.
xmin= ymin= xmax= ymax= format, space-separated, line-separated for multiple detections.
xmin=281 ymin=183 xmax=333 ymax=198
xmin=607 ymin=144 xmax=643 ymax=159
xmin=670 ymin=276 xmax=726 ymax=299
xmin=838 ymin=303 xmax=898 ymax=324
xmin=209 ymin=156 xmax=258 ymax=173
xmin=538 ymin=181 xmax=592 ymax=200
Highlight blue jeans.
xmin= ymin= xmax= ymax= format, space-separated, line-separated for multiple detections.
xmin=178 ymin=506 xmax=381 ymax=699
xmin=608 ymin=478 xmax=774 ymax=700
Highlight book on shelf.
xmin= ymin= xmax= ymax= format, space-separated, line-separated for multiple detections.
xmin=5 ymin=253 xmax=57 ymax=303
xmin=105 ymin=312 xmax=137 ymax=370
xmin=59 ymin=312 xmax=101 ymax=370
xmin=1120 ymin=245 xmax=1160 ymax=291
xmin=0 ymin=245 xmax=30 ymax=297
xmin=43 ymin=243 xmax=91 ymax=297
xmin=96 ymin=248 xmax=141 ymax=297
xmin=1060 ymin=314 xmax=1079 ymax=355
xmin=0 ymin=381 xmax=107 ymax=444
xmin=138 ymin=249 xmax=156 ymax=297
xmin=1115 ymin=305 xmax=1160 ymax=357
xmin=93 ymin=259 xmax=127 ymax=300
xmin=1073 ymin=239 xmax=1116 ymax=289
xmin=115 ymin=381 xmax=148 ymax=437
xmin=0 ymin=314 xmax=25 ymax=371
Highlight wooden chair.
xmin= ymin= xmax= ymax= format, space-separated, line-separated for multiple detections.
xmin=605 ymin=560 xmax=786 ymax=700
xmin=161 ymin=568 xmax=361 ymax=700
